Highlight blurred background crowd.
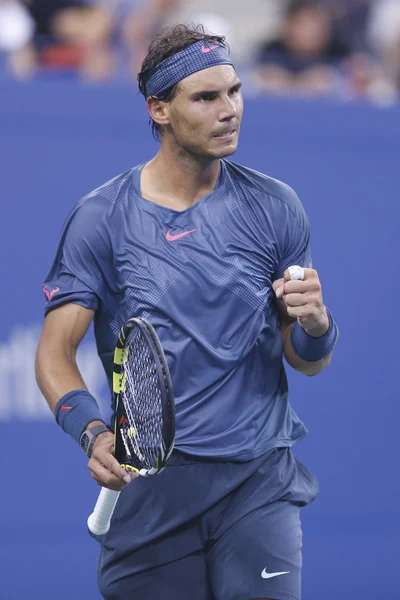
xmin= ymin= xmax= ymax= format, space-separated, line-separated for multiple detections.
xmin=1 ymin=0 xmax=400 ymax=105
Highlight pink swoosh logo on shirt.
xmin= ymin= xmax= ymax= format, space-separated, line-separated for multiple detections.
xmin=166 ymin=229 xmax=197 ymax=242
xmin=201 ymin=45 xmax=218 ymax=53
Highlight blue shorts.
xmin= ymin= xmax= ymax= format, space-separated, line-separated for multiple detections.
xmin=96 ymin=447 xmax=319 ymax=600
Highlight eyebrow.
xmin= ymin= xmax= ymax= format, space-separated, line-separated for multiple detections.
xmin=190 ymin=81 xmax=242 ymax=99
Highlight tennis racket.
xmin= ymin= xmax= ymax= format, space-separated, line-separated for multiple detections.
xmin=87 ymin=317 xmax=175 ymax=536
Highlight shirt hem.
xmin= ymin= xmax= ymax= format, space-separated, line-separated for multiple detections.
xmin=44 ymin=298 xmax=98 ymax=317
xmin=174 ymin=428 xmax=308 ymax=463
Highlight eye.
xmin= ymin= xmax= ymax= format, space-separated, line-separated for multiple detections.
xmin=229 ymin=86 xmax=241 ymax=97
xmin=197 ymin=94 xmax=215 ymax=102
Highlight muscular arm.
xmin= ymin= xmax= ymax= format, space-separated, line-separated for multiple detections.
xmin=35 ymin=303 xmax=96 ymax=410
xmin=35 ymin=303 xmax=135 ymax=489
xmin=35 ymin=304 xmax=103 ymax=428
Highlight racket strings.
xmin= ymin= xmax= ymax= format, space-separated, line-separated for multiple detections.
xmin=120 ymin=327 xmax=164 ymax=469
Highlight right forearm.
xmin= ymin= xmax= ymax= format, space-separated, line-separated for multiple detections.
xmin=36 ymin=347 xmax=106 ymax=444
xmin=35 ymin=345 xmax=87 ymax=412
xmin=35 ymin=305 xmax=105 ymax=444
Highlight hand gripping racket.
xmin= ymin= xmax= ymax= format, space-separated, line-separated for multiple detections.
xmin=87 ymin=317 xmax=175 ymax=536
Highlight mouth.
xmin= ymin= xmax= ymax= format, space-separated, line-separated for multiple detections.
xmin=212 ymin=128 xmax=237 ymax=140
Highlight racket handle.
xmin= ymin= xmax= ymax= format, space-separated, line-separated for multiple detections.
xmin=87 ymin=488 xmax=120 ymax=536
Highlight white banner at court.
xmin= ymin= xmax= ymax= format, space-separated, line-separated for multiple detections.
xmin=0 ymin=325 xmax=109 ymax=421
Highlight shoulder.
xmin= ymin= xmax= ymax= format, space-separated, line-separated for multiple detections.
xmin=67 ymin=167 xmax=137 ymax=227
xmin=59 ymin=168 xmax=136 ymax=254
xmin=223 ymin=159 xmax=306 ymax=221
xmin=80 ymin=168 xmax=135 ymax=212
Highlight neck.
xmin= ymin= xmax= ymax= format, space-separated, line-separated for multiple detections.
xmin=141 ymin=140 xmax=221 ymax=211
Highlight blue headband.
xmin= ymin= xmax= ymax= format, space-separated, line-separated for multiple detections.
xmin=144 ymin=40 xmax=235 ymax=98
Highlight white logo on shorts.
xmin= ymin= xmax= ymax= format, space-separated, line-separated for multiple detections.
xmin=261 ymin=569 xmax=290 ymax=579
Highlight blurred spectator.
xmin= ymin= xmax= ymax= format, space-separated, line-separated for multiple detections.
xmin=319 ymin=0 xmax=372 ymax=54
xmin=121 ymin=0 xmax=184 ymax=76
xmin=6 ymin=0 xmax=114 ymax=80
xmin=0 ymin=1 xmax=34 ymax=52
xmin=0 ymin=0 xmax=35 ymax=76
xmin=369 ymin=0 xmax=400 ymax=92
xmin=1 ymin=0 xmax=399 ymax=103
xmin=4 ymin=0 xmax=183 ymax=81
xmin=254 ymin=0 xmax=398 ymax=103
xmin=256 ymin=1 xmax=351 ymax=97
xmin=317 ymin=0 xmax=397 ymax=102
xmin=164 ymin=0 xmax=289 ymax=66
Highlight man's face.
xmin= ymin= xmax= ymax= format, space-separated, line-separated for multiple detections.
xmin=284 ymin=8 xmax=332 ymax=55
xmin=163 ymin=65 xmax=243 ymax=159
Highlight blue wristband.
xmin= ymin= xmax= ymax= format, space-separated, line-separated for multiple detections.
xmin=290 ymin=308 xmax=339 ymax=362
xmin=54 ymin=390 xmax=105 ymax=445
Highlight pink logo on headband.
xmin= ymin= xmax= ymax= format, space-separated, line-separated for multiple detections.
xmin=201 ymin=45 xmax=218 ymax=54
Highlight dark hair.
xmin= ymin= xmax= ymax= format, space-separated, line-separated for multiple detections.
xmin=137 ymin=23 xmax=228 ymax=141
xmin=287 ymin=0 xmax=323 ymax=16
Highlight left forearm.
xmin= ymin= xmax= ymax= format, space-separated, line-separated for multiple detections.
xmin=273 ymin=267 xmax=339 ymax=377
xmin=282 ymin=322 xmax=334 ymax=377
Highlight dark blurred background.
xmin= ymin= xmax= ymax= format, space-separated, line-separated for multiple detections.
xmin=1 ymin=0 xmax=400 ymax=104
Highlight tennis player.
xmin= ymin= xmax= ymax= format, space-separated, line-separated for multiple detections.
xmin=35 ymin=23 xmax=339 ymax=600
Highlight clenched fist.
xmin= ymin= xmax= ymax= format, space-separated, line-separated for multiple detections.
xmin=272 ymin=267 xmax=329 ymax=337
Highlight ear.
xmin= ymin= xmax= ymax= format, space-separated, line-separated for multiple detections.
xmin=147 ymin=97 xmax=171 ymax=128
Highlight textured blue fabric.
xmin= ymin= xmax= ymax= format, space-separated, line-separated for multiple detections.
xmin=144 ymin=40 xmax=234 ymax=97
xmin=43 ymin=159 xmax=312 ymax=461
xmin=55 ymin=390 xmax=105 ymax=444
xmin=97 ymin=447 xmax=319 ymax=599
xmin=290 ymin=307 xmax=339 ymax=362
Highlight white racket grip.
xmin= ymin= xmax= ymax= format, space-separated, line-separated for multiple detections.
xmin=87 ymin=488 xmax=120 ymax=536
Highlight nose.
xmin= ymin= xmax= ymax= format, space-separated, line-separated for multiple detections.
xmin=218 ymin=94 xmax=237 ymax=122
